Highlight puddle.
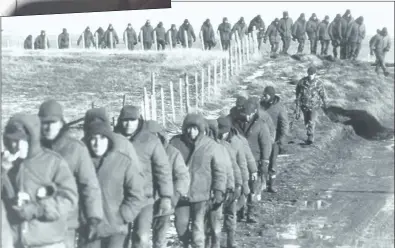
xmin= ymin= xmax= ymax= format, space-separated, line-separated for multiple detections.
xmin=301 ymin=199 xmax=331 ymax=210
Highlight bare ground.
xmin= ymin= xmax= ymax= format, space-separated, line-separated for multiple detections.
xmin=2 ymin=49 xmax=394 ymax=248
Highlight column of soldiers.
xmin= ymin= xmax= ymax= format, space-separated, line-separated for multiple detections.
xmin=2 ymin=63 xmax=329 ymax=248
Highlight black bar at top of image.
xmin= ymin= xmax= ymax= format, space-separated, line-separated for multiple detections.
xmin=0 ymin=0 xmax=171 ymax=17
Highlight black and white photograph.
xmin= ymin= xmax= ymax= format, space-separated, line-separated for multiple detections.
xmin=1 ymin=1 xmax=394 ymax=248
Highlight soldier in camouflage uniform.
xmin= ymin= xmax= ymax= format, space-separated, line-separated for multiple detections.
xmin=295 ymin=66 xmax=328 ymax=145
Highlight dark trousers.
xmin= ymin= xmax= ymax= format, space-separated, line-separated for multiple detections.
xmin=309 ymin=38 xmax=318 ymax=54
xmin=302 ymin=107 xmax=319 ymax=142
xmin=221 ymin=40 xmax=230 ymax=51
xmin=204 ymin=41 xmax=213 ymax=50
xmin=157 ymin=40 xmax=166 ymax=50
xmin=131 ymin=204 xmax=154 ymax=248
xmin=340 ymin=39 xmax=348 ymax=59
xmin=81 ymin=234 xmax=128 ymax=248
xmin=348 ymin=42 xmax=361 ymax=59
xmin=204 ymin=204 xmax=222 ymax=248
xmin=127 ymin=42 xmax=135 ymax=50
xmin=320 ymin=40 xmax=330 ymax=55
xmin=223 ymin=200 xmax=237 ymax=247
xmin=375 ymin=51 xmax=388 ymax=74
xmin=281 ymin=36 xmax=291 ymax=53
xmin=143 ymin=41 xmax=152 ymax=50
xmin=182 ymin=40 xmax=193 ymax=48
xmin=152 ymin=214 xmax=171 ymax=248
xmin=297 ymin=38 xmax=305 ymax=53
xmin=332 ymin=40 xmax=340 ymax=58
xmin=175 ymin=200 xmax=208 ymax=248
xmin=270 ymin=41 xmax=279 ymax=53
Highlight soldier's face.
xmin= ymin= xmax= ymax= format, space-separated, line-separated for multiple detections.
xmin=41 ymin=120 xmax=63 ymax=140
xmin=187 ymin=126 xmax=199 ymax=140
xmin=122 ymin=120 xmax=139 ymax=135
xmin=308 ymin=73 xmax=316 ymax=81
xmin=89 ymin=134 xmax=108 ymax=157
xmin=246 ymin=112 xmax=255 ymax=122
xmin=4 ymin=138 xmax=28 ymax=159
xmin=220 ymin=132 xmax=229 ymax=140
xmin=262 ymin=93 xmax=271 ymax=103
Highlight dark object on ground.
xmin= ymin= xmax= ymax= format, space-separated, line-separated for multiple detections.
xmin=270 ymin=54 xmax=279 ymax=59
xmin=371 ymin=62 xmax=394 ymax=67
xmin=324 ymin=105 xmax=394 ymax=141
xmin=4 ymin=0 xmax=170 ymax=16
xmin=291 ymin=54 xmax=304 ymax=61
xmin=323 ymin=55 xmax=335 ymax=62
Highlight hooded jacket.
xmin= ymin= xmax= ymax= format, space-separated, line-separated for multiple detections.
xmin=292 ymin=16 xmax=307 ymax=40
xmin=34 ymin=34 xmax=50 ymax=49
xmin=82 ymin=121 xmax=146 ymax=238
xmin=218 ymin=21 xmax=232 ymax=41
xmin=170 ymin=114 xmax=227 ymax=202
xmin=140 ymin=23 xmax=154 ymax=43
xmin=278 ymin=16 xmax=293 ymax=38
xmin=306 ymin=15 xmax=319 ymax=40
xmin=24 ymin=35 xmax=33 ymax=49
xmin=145 ymin=120 xmax=190 ymax=199
xmin=372 ymin=32 xmax=392 ymax=53
xmin=232 ymin=113 xmax=272 ymax=166
xmin=166 ymin=26 xmax=179 ymax=45
xmin=155 ymin=22 xmax=167 ymax=42
xmin=265 ymin=20 xmax=282 ymax=43
xmin=328 ymin=15 xmax=343 ymax=40
xmin=201 ymin=20 xmax=216 ymax=43
xmin=178 ymin=22 xmax=196 ymax=43
xmin=235 ymin=132 xmax=258 ymax=174
xmin=58 ymin=30 xmax=70 ymax=49
xmin=247 ymin=97 xmax=276 ymax=143
xmin=77 ymin=28 xmax=95 ymax=47
xmin=104 ymin=26 xmax=119 ymax=47
xmin=318 ymin=19 xmax=331 ymax=41
xmin=124 ymin=26 xmax=138 ymax=44
xmin=2 ymin=114 xmax=78 ymax=247
xmin=340 ymin=11 xmax=353 ymax=39
xmin=260 ymin=95 xmax=289 ymax=144
xmin=114 ymin=109 xmax=173 ymax=201
xmin=346 ymin=17 xmax=366 ymax=43
xmin=94 ymin=27 xmax=106 ymax=48
xmin=231 ymin=18 xmax=248 ymax=41
xmin=248 ymin=15 xmax=265 ymax=39
xmin=41 ymin=126 xmax=103 ymax=229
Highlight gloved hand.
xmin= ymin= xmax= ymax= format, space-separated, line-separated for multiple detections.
xmin=225 ymin=189 xmax=234 ymax=204
xmin=263 ymin=39 xmax=267 ymax=44
xmin=233 ymin=184 xmax=242 ymax=202
xmin=242 ymin=183 xmax=250 ymax=195
xmin=292 ymin=37 xmax=297 ymax=42
xmin=158 ymin=197 xmax=172 ymax=216
xmin=87 ymin=217 xmax=101 ymax=241
xmin=212 ymin=190 xmax=224 ymax=208
xmin=12 ymin=202 xmax=44 ymax=221
xmin=250 ymin=172 xmax=258 ymax=181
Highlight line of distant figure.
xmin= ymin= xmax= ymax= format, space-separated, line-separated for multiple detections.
xmin=20 ymin=9 xmax=391 ymax=75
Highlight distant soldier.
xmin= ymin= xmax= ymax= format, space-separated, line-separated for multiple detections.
xmin=248 ymin=15 xmax=265 ymax=50
xmin=231 ymin=17 xmax=248 ymax=46
xmin=278 ymin=11 xmax=293 ymax=55
xmin=124 ymin=23 xmax=138 ymax=50
xmin=104 ymin=24 xmax=119 ymax=49
xmin=369 ymin=29 xmax=382 ymax=55
xmin=295 ymin=66 xmax=328 ymax=145
xmin=58 ymin=28 xmax=70 ymax=49
xmin=178 ymin=19 xmax=196 ymax=48
xmin=306 ymin=13 xmax=319 ymax=54
xmin=264 ymin=18 xmax=281 ymax=55
xmin=155 ymin=21 xmax=167 ymax=50
xmin=292 ymin=13 xmax=307 ymax=54
xmin=328 ymin=14 xmax=343 ymax=58
xmin=140 ymin=20 xmax=154 ymax=50
xmin=94 ymin=27 xmax=106 ymax=49
xmin=201 ymin=18 xmax=216 ymax=50
xmin=318 ymin=16 xmax=331 ymax=56
xmin=339 ymin=9 xmax=353 ymax=59
xmin=371 ymin=27 xmax=391 ymax=77
xmin=34 ymin=30 xmax=50 ymax=49
xmin=218 ymin=17 xmax=232 ymax=51
xmin=346 ymin=16 xmax=365 ymax=60
xmin=24 ymin=35 xmax=33 ymax=49
xmin=77 ymin=26 xmax=95 ymax=49
xmin=166 ymin=24 xmax=179 ymax=48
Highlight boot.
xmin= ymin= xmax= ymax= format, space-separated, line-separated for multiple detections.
xmin=267 ymin=176 xmax=277 ymax=193
xmin=236 ymin=209 xmax=245 ymax=222
xmin=384 ymin=71 xmax=390 ymax=77
xmin=246 ymin=215 xmax=258 ymax=224
xmin=227 ymin=231 xmax=237 ymax=248
xmin=212 ymin=235 xmax=220 ymax=248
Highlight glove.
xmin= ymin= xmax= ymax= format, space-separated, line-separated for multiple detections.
xmin=242 ymin=183 xmax=250 ymax=195
xmin=212 ymin=190 xmax=224 ymax=208
xmin=12 ymin=202 xmax=44 ymax=221
xmin=224 ymin=189 xmax=234 ymax=204
xmin=87 ymin=217 xmax=100 ymax=241
xmin=263 ymin=39 xmax=267 ymax=44
xmin=233 ymin=184 xmax=242 ymax=202
xmin=157 ymin=197 xmax=172 ymax=216
xmin=250 ymin=172 xmax=258 ymax=181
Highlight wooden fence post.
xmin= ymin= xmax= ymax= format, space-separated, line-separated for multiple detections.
xmin=151 ymin=95 xmax=157 ymax=121
xmin=218 ymin=31 xmax=223 ymax=51
xmin=110 ymin=32 xmax=114 ymax=50
xmin=123 ymin=94 xmax=126 ymax=107
xmin=219 ymin=58 xmax=223 ymax=85
xmin=238 ymin=40 xmax=242 ymax=71
xmin=179 ymin=78 xmax=183 ymax=117
xmin=207 ymin=64 xmax=211 ymax=98
xmin=160 ymin=86 xmax=166 ymax=127
xmin=153 ymin=31 xmax=158 ymax=51
xmin=184 ymin=30 xmax=188 ymax=49
xmin=168 ymin=32 xmax=173 ymax=50
xmin=140 ymin=100 xmax=145 ymax=120
xmin=95 ymin=33 xmax=98 ymax=49
xmin=229 ymin=44 xmax=233 ymax=76
xmin=195 ymin=73 xmax=199 ymax=110
xmin=144 ymin=87 xmax=151 ymax=120
xmin=201 ymin=69 xmax=205 ymax=106
xmin=124 ymin=32 xmax=128 ymax=50
xmin=200 ymin=31 xmax=204 ymax=50
xmin=169 ymin=81 xmax=176 ymax=122
xmin=185 ymin=74 xmax=190 ymax=114
xmin=140 ymin=30 xmax=144 ymax=50
xmin=225 ymin=53 xmax=230 ymax=82
xmin=91 ymin=102 xmax=95 ymax=108
xmin=213 ymin=60 xmax=218 ymax=95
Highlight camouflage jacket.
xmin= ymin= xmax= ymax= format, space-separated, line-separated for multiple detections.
xmin=296 ymin=76 xmax=327 ymax=110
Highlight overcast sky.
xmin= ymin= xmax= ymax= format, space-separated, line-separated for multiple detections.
xmin=1 ymin=1 xmax=393 ymax=36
